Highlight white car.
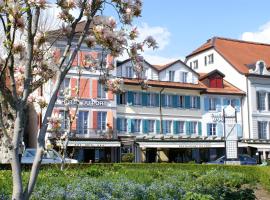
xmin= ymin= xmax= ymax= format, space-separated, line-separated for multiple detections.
xmin=21 ymin=148 xmax=78 ymax=164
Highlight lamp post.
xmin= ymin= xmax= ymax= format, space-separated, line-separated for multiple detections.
xmin=223 ymin=105 xmax=238 ymax=162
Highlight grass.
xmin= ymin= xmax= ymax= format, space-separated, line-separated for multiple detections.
xmin=0 ymin=163 xmax=269 ymax=199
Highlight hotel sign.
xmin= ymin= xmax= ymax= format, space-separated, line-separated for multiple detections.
xmin=211 ymin=113 xmax=224 ymax=123
xmin=56 ymin=98 xmax=107 ymax=107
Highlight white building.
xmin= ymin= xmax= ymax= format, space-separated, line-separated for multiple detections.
xmin=186 ymin=37 xmax=270 ymax=160
xmin=116 ymin=58 xmax=245 ymax=163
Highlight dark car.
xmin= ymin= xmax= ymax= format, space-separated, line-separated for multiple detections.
xmin=207 ymin=154 xmax=257 ymax=165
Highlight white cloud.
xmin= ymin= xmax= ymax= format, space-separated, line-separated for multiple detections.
xmin=241 ymin=21 xmax=270 ymax=44
xmin=137 ymin=23 xmax=171 ymax=51
xmin=142 ymin=54 xmax=182 ymax=65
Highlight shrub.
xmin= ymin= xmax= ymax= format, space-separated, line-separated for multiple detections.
xmin=121 ymin=153 xmax=135 ymax=162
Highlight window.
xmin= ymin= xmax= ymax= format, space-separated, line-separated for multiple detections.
xmin=258 ymin=121 xmax=267 ymax=139
xmin=257 ymin=92 xmax=266 ymax=110
xmin=190 ymin=122 xmax=197 ymax=134
xmin=208 ymin=54 xmax=214 ymax=64
xmin=204 ymin=56 xmax=207 ymax=66
xmin=209 ymin=78 xmax=223 ymax=88
xmin=97 ymin=112 xmax=107 ymax=130
xmin=169 ymin=71 xmax=175 ymax=81
xmin=163 ymin=120 xmax=172 ymax=134
xmin=59 ymin=110 xmax=69 ymax=130
xmin=193 ymin=60 xmax=198 ymax=69
xmin=126 ymin=66 xmax=133 ymax=78
xmin=119 ymin=118 xmax=127 ymax=132
xmin=133 ymin=119 xmax=141 ymax=133
xmin=98 ymin=82 xmax=106 ymax=98
xmin=209 ymin=98 xmax=217 ymax=110
xmin=119 ymin=93 xmax=126 ymax=104
xmin=147 ymin=93 xmax=157 ymax=106
xmin=176 ymin=121 xmax=185 ymax=134
xmin=77 ymin=111 xmax=88 ymax=134
xmin=59 ymin=78 xmax=70 ymax=96
xmin=148 ymin=120 xmax=155 ymax=133
xmin=190 ymin=62 xmax=193 ymax=68
xmin=180 ymin=72 xmax=188 ymax=83
xmin=190 ymin=96 xmax=198 ymax=109
xmin=164 ymin=95 xmax=173 ymax=107
xmin=208 ymin=123 xmax=217 ymax=136
xmin=259 ymin=62 xmax=264 ymax=75
xmin=178 ymin=96 xmax=185 ymax=108
xmin=134 ymin=92 xmax=142 ymax=105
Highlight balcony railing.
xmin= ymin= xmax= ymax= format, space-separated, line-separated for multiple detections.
xmin=71 ymin=128 xmax=117 ymax=139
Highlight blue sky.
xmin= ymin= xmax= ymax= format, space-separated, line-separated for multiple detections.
xmin=133 ymin=0 xmax=270 ymax=64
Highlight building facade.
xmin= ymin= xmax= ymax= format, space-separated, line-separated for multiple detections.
xmin=186 ymin=37 xmax=270 ymax=160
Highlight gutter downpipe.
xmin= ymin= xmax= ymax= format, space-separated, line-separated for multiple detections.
xmin=246 ymin=77 xmax=251 ymax=140
xmin=159 ymin=88 xmax=165 ymax=134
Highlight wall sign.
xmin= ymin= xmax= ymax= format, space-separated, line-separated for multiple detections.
xmin=211 ymin=113 xmax=224 ymax=123
xmin=56 ymin=98 xmax=107 ymax=106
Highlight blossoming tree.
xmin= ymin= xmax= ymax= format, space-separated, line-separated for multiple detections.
xmin=0 ymin=0 xmax=157 ymax=199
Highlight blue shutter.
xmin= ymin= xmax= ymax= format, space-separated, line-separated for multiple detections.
xmin=156 ymin=120 xmax=160 ymax=134
xmin=198 ymin=122 xmax=202 ymax=136
xmin=142 ymin=93 xmax=148 ymax=106
xmin=217 ymin=123 xmax=223 ymax=137
xmin=131 ymin=119 xmax=135 ymax=133
xmin=155 ymin=94 xmax=160 ymax=107
xmin=235 ymin=99 xmax=240 ymax=112
xmin=204 ymin=97 xmax=209 ymax=111
xmin=223 ymin=98 xmax=229 ymax=106
xmin=185 ymin=96 xmax=191 ymax=109
xmin=127 ymin=91 xmax=134 ymax=105
xmin=127 ymin=119 xmax=132 ymax=133
xmin=117 ymin=118 xmax=121 ymax=131
xmin=162 ymin=120 xmax=166 ymax=134
xmin=173 ymin=121 xmax=179 ymax=134
xmin=142 ymin=120 xmax=148 ymax=134
xmin=161 ymin=94 xmax=166 ymax=107
xmin=117 ymin=94 xmax=120 ymax=105
xmin=173 ymin=95 xmax=178 ymax=108
xmin=207 ymin=124 xmax=210 ymax=136
xmin=197 ymin=96 xmax=201 ymax=109
xmin=216 ymin=98 xmax=221 ymax=112
xmin=237 ymin=124 xmax=243 ymax=138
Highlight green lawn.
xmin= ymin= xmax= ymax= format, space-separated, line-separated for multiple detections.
xmin=0 ymin=164 xmax=269 ymax=200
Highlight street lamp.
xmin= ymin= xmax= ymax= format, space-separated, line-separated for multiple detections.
xmin=223 ymin=105 xmax=238 ymax=162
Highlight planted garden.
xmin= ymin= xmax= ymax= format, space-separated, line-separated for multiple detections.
xmin=0 ymin=164 xmax=269 ymax=200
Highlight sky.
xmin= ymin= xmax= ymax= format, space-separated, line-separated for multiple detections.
xmin=133 ymin=0 xmax=270 ymax=64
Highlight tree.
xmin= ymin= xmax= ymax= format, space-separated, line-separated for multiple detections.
xmin=0 ymin=0 xmax=157 ymax=199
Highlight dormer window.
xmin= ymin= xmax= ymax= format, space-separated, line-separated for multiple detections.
xmin=169 ymin=71 xmax=175 ymax=81
xmin=209 ymin=77 xmax=223 ymax=88
xmin=259 ymin=62 xmax=264 ymax=75
xmin=126 ymin=66 xmax=133 ymax=78
xmin=180 ymin=72 xmax=188 ymax=83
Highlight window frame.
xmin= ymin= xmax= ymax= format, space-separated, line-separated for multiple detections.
xmin=97 ymin=111 xmax=107 ymax=131
xmin=97 ymin=82 xmax=107 ymax=99
xmin=77 ymin=111 xmax=89 ymax=134
xmin=209 ymin=123 xmax=217 ymax=136
xmin=190 ymin=121 xmax=197 ymax=134
xmin=133 ymin=119 xmax=141 ymax=133
xmin=169 ymin=70 xmax=175 ymax=82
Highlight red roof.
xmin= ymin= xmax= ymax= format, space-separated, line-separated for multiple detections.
xmin=187 ymin=37 xmax=270 ymax=75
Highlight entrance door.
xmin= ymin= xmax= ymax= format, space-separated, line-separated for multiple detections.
xmin=84 ymin=149 xmax=95 ymax=163
xmin=146 ymin=148 xmax=157 ymax=163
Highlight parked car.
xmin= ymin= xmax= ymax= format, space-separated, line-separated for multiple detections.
xmin=21 ymin=148 xmax=78 ymax=164
xmin=207 ymin=154 xmax=257 ymax=165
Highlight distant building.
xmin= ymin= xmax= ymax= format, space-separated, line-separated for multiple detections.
xmin=186 ymin=37 xmax=270 ymax=160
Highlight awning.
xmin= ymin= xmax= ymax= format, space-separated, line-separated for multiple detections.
xmin=137 ymin=141 xmax=225 ymax=148
xmin=68 ymin=140 xmax=121 ymax=147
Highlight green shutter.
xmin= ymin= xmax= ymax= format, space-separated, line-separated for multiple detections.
xmin=127 ymin=91 xmax=134 ymax=105
xmin=198 ymin=122 xmax=202 ymax=136
xmin=185 ymin=121 xmax=190 ymax=135
xmin=173 ymin=121 xmax=179 ymax=134
xmin=217 ymin=123 xmax=223 ymax=137
xmin=143 ymin=120 xmax=148 ymax=134
xmin=142 ymin=93 xmax=148 ymax=106
xmin=162 ymin=120 xmax=166 ymax=134
xmin=173 ymin=95 xmax=178 ymax=108
xmin=127 ymin=119 xmax=132 ymax=133
xmin=197 ymin=96 xmax=201 ymax=109
xmin=155 ymin=94 xmax=160 ymax=107
xmin=117 ymin=118 xmax=121 ymax=131
xmin=156 ymin=120 xmax=160 ymax=134
xmin=207 ymin=124 xmax=210 ymax=136
xmin=204 ymin=97 xmax=209 ymax=111
xmin=185 ymin=96 xmax=190 ymax=109
xmin=117 ymin=94 xmax=120 ymax=105
xmin=161 ymin=94 xmax=166 ymax=107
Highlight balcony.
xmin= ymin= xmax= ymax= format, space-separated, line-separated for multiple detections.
xmin=71 ymin=128 xmax=117 ymax=139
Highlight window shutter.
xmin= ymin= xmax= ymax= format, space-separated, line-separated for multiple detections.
xmin=127 ymin=91 xmax=134 ymax=106
xmin=197 ymin=96 xmax=201 ymax=109
xmin=204 ymin=97 xmax=209 ymax=111
xmin=155 ymin=94 xmax=160 ymax=107
xmin=79 ymin=78 xmax=90 ymax=98
xmin=156 ymin=120 xmax=160 ymax=134
xmin=207 ymin=124 xmax=210 ymax=136
xmin=257 ymin=91 xmax=260 ymax=110
xmin=223 ymin=98 xmax=229 ymax=106
xmin=108 ymin=91 xmax=114 ymax=100
xmin=131 ymin=119 xmax=135 ymax=133
xmin=217 ymin=123 xmax=223 ymax=137
xmin=143 ymin=120 xmax=148 ymax=134
xmin=184 ymin=96 xmax=190 ymax=109
xmin=91 ymin=79 xmax=98 ymax=98
xmin=161 ymin=94 xmax=166 ymax=107
xmin=92 ymin=111 xmax=97 ymax=129
xmin=127 ymin=119 xmax=132 ymax=133
xmin=198 ymin=122 xmax=202 ymax=136
xmin=117 ymin=94 xmax=120 ymax=105
xmin=216 ymin=98 xmax=221 ymax=112
xmin=204 ymin=56 xmax=207 ymax=66
xmin=237 ymin=124 xmax=243 ymax=138
xmin=268 ymin=93 xmax=270 ymax=110
xmin=117 ymin=118 xmax=121 ymax=131
xmin=173 ymin=95 xmax=178 ymax=108
xmin=142 ymin=93 xmax=148 ymax=106
xmin=179 ymin=72 xmax=183 ymax=82
xmin=173 ymin=121 xmax=179 ymax=134
xmin=235 ymin=99 xmax=240 ymax=112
